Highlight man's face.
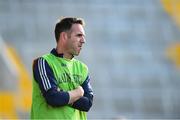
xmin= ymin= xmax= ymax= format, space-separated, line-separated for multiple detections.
xmin=66 ymin=24 xmax=86 ymax=56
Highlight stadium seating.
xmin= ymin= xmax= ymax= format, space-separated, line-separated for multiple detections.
xmin=0 ymin=0 xmax=180 ymax=119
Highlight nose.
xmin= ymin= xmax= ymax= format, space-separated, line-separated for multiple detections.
xmin=81 ymin=36 xmax=86 ymax=44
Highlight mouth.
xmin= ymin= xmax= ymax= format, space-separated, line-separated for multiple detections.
xmin=78 ymin=45 xmax=82 ymax=49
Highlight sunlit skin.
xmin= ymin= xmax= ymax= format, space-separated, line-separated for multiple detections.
xmin=56 ymin=24 xmax=86 ymax=59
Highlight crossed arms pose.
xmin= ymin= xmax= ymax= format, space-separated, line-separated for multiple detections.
xmin=31 ymin=17 xmax=93 ymax=120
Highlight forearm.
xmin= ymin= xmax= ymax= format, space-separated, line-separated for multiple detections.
xmin=43 ymin=86 xmax=84 ymax=107
xmin=71 ymin=76 xmax=93 ymax=111
xmin=43 ymin=88 xmax=69 ymax=107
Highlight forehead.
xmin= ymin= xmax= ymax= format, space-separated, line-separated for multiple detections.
xmin=70 ymin=24 xmax=85 ymax=34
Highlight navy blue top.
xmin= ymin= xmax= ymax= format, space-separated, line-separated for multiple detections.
xmin=33 ymin=48 xmax=93 ymax=112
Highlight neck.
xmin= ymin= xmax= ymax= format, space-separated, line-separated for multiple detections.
xmin=56 ymin=46 xmax=73 ymax=59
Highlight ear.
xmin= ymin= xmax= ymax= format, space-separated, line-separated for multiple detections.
xmin=60 ymin=32 xmax=68 ymax=41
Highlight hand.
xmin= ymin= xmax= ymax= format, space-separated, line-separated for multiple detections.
xmin=75 ymin=86 xmax=84 ymax=97
xmin=68 ymin=86 xmax=84 ymax=104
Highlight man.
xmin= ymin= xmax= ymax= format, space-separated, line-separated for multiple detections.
xmin=31 ymin=17 xmax=93 ymax=120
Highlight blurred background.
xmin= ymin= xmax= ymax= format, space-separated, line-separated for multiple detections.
xmin=0 ymin=0 xmax=180 ymax=119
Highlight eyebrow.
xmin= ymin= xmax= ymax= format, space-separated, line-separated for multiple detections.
xmin=76 ymin=32 xmax=86 ymax=37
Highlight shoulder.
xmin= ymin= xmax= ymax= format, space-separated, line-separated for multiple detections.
xmin=32 ymin=53 xmax=51 ymax=68
xmin=42 ymin=53 xmax=54 ymax=60
xmin=41 ymin=53 xmax=56 ymax=66
xmin=33 ymin=53 xmax=51 ymax=62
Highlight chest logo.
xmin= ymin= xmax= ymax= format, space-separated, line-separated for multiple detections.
xmin=57 ymin=73 xmax=83 ymax=84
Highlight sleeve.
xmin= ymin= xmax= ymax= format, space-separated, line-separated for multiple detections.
xmin=33 ymin=57 xmax=70 ymax=107
xmin=71 ymin=76 xmax=94 ymax=112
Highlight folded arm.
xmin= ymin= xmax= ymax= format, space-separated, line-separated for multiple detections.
xmin=33 ymin=57 xmax=83 ymax=107
xmin=71 ymin=76 xmax=94 ymax=112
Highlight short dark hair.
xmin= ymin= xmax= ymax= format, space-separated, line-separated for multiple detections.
xmin=54 ymin=17 xmax=85 ymax=42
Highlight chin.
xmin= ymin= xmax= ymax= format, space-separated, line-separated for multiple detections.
xmin=73 ymin=52 xmax=79 ymax=56
xmin=76 ymin=52 xmax=81 ymax=55
xmin=75 ymin=53 xmax=80 ymax=56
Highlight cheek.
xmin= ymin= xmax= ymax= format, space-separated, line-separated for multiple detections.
xmin=71 ymin=39 xmax=79 ymax=46
xmin=67 ymin=40 xmax=76 ymax=49
xmin=67 ymin=37 xmax=79 ymax=48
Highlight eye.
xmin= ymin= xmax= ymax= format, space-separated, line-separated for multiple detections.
xmin=76 ymin=34 xmax=83 ymax=37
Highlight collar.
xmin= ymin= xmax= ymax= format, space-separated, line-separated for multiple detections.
xmin=50 ymin=48 xmax=64 ymax=58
